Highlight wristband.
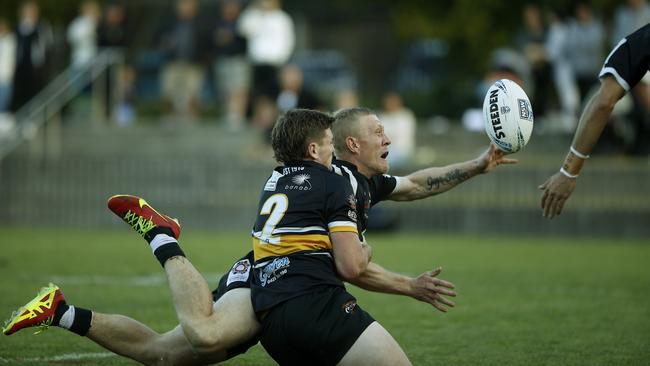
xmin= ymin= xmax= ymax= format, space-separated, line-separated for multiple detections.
xmin=559 ymin=167 xmax=578 ymax=179
xmin=570 ymin=146 xmax=590 ymax=159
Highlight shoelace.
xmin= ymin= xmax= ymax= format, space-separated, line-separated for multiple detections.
xmin=123 ymin=210 xmax=156 ymax=237
xmin=33 ymin=316 xmax=53 ymax=335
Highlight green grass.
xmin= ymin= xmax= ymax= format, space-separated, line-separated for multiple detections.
xmin=1 ymin=227 xmax=649 ymax=365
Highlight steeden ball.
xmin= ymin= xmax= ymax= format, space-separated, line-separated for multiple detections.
xmin=483 ymin=79 xmax=534 ymax=153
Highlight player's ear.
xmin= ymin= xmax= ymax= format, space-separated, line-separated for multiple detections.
xmin=345 ymin=136 xmax=360 ymax=154
xmin=306 ymin=141 xmax=319 ymax=160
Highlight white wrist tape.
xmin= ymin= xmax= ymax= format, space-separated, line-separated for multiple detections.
xmin=560 ymin=167 xmax=579 ymax=179
xmin=570 ymin=146 xmax=590 ymax=159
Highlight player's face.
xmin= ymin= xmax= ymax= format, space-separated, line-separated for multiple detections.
xmin=315 ymin=128 xmax=335 ymax=170
xmin=356 ymin=114 xmax=391 ymax=176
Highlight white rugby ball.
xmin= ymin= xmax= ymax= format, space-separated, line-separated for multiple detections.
xmin=482 ymin=79 xmax=534 ymax=153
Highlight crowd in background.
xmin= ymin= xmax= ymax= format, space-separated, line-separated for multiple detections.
xmin=0 ymin=0 xmax=648 ymax=160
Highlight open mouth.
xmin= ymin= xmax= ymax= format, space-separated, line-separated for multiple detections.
xmin=380 ymin=152 xmax=389 ymax=159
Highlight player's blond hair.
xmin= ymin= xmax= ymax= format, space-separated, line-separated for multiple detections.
xmin=332 ymin=107 xmax=375 ymax=155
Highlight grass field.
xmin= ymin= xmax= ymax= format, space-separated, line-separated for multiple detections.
xmin=0 ymin=227 xmax=649 ymax=365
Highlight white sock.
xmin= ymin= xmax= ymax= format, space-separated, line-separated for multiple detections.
xmin=150 ymin=234 xmax=177 ymax=253
xmin=58 ymin=306 xmax=75 ymax=329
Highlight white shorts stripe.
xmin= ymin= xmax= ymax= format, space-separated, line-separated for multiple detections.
xmin=599 ymin=67 xmax=631 ymax=91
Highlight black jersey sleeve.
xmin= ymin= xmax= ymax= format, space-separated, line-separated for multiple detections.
xmin=368 ymin=174 xmax=398 ymax=206
xmin=324 ymin=175 xmax=359 ymax=234
xmin=599 ymin=24 xmax=650 ymax=91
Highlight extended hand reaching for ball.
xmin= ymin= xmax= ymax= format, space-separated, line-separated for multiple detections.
xmin=477 ymin=144 xmax=519 ymax=174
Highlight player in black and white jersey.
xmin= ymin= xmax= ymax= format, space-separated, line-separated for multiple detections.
xmin=540 ymin=24 xmax=650 ymax=219
xmin=331 ymin=106 xmax=516 ymax=240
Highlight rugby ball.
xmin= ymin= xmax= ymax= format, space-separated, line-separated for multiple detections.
xmin=482 ymin=79 xmax=534 ymax=153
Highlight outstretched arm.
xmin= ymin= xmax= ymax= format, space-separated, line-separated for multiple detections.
xmin=347 ymin=262 xmax=457 ymax=313
xmin=539 ymin=76 xmax=626 ymax=219
xmin=388 ymin=144 xmax=517 ymax=201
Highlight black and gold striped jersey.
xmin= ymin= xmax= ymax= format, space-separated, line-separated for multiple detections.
xmin=332 ymin=159 xmax=397 ymax=241
xmin=251 ymin=160 xmax=359 ymax=313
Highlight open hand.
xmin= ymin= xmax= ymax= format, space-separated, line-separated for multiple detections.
xmin=409 ymin=267 xmax=457 ymax=313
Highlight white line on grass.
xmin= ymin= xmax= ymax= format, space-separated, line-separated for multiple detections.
xmin=44 ymin=272 xmax=223 ymax=286
xmin=0 ymin=352 xmax=115 ymax=364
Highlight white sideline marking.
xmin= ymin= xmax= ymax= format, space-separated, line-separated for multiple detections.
xmin=45 ymin=272 xmax=223 ymax=286
xmin=0 ymin=352 xmax=115 ymax=364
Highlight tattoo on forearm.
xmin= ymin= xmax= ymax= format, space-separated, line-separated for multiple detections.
xmin=426 ymin=169 xmax=470 ymax=191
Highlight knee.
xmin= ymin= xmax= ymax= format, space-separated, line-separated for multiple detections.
xmin=184 ymin=327 xmax=226 ymax=355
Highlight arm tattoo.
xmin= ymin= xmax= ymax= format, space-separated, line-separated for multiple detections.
xmin=426 ymin=169 xmax=470 ymax=191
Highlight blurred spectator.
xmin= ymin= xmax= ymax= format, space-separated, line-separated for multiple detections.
xmin=212 ymin=0 xmax=249 ymax=130
xmin=98 ymin=2 xmax=128 ymax=49
xmin=98 ymin=2 xmax=129 ymax=122
xmin=275 ymin=63 xmax=321 ymax=113
xmin=0 ymin=18 xmax=16 ymax=114
xmin=515 ymin=3 xmax=552 ymax=119
xmin=335 ymin=89 xmax=359 ymax=111
xmin=159 ymin=0 xmax=205 ymax=120
xmin=565 ymin=2 xmax=604 ymax=99
xmin=250 ymin=95 xmax=278 ymax=155
xmin=238 ymin=0 xmax=295 ymax=102
xmin=379 ymin=91 xmax=416 ymax=168
xmin=611 ymin=0 xmax=650 ymax=47
xmin=67 ymin=0 xmax=101 ymax=69
xmin=545 ymin=9 xmax=580 ymax=131
xmin=10 ymin=1 xmax=54 ymax=112
xmin=114 ymin=64 xmax=137 ymax=126
xmin=463 ymin=48 xmax=528 ymax=132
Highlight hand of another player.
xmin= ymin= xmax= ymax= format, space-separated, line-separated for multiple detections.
xmin=409 ymin=267 xmax=456 ymax=313
xmin=478 ymin=144 xmax=518 ymax=174
xmin=539 ymin=171 xmax=577 ymax=219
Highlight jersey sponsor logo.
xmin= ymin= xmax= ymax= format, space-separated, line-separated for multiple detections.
xmin=285 ymin=173 xmax=312 ymax=191
xmin=348 ymin=210 xmax=357 ymax=222
xmin=347 ymin=194 xmax=357 ymax=210
xmin=264 ymin=171 xmax=284 ymax=192
xmin=259 ymin=257 xmax=291 ymax=287
xmin=226 ymin=259 xmax=251 ymax=286
xmin=342 ymin=300 xmax=357 ymax=314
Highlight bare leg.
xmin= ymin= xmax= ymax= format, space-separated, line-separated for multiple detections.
xmin=338 ymin=322 xmax=411 ymax=366
xmin=160 ymin=258 xmax=260 ymax=356
xmin=88 ymin=315 xmax=225 ymax=366
xmin=84 ymin=288 xmax=258 ymax=365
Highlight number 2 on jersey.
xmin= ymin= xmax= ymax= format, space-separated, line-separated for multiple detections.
xmin=259 ymin=194 xmax=288 ymax=243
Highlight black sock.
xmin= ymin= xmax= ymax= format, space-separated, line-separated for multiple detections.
xmin=54 ymin=303 xmax=92 ymax=336
xmin=144 ymin=227 xmax=175 ymax=244
xmin=53 ymin=301 xmax=69 ymax=326
xmin=153 ymin=242 xmax=186 ymax=267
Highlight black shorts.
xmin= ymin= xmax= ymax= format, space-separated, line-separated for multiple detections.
xmin=211 ymin=251 xmax=258 ymax=359
xmin=259 ymin=286 xmax=375 ymax=366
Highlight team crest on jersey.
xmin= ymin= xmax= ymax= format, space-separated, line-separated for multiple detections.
xmin=226 ymin=259 xmax=251 ymax=286
xmin=285 ymin=174 xmax=312 ymax=191
xmin=342 ymin=300 xmax=357 ymax=314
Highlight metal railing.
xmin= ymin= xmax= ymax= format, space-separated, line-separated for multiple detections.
xmin=0 ymin=48 xmax=124 ymax=159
